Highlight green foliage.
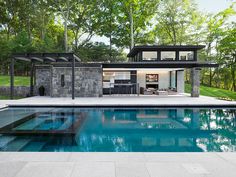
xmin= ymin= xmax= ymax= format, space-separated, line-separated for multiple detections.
xmin=0 ymin=0 xmax=235 ymax=93
xmin=76 ymin=42 xmax=127 ymax=62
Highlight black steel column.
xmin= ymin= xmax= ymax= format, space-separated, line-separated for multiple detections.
xmin=72 ymin=56 xmax=75 ymax=100
xmin=30 ymin=61 xmax=34 ymax=96
xmin=10 ymin=58 xmax=14 ymax=99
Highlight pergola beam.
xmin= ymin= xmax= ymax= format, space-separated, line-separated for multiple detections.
xmin=59 ymin=57 xmax=69 ymax=62
xmin=30 ymin=57 xmax=44 ymax=62
xmin=44 ymin=57 xmax=56 ymax=62
xmin=14 ymin=57 xmax=31 ymax=62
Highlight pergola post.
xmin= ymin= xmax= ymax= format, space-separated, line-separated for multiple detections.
xmin=72 ymin=56 xmax=75 ymax=100
xmin=30 ymin=61 xmax=34 ymax=96
xmin=10 ymin=58 xmax=14 ymax=99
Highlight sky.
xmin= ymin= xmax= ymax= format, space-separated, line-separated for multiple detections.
xmin=92 ymin=0 xmax=235 ymax=48
xmin=196 ymin=0 xmax=234 ymax=13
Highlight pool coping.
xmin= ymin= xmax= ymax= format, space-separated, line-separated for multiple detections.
xmin=7 ymin=104 xmax=236 ymax=108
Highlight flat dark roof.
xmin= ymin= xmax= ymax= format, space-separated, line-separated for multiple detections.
xmin=127 ymin=45 xmax=206 ymax=57
xmin=102 ymin=61 xmax=218 ymax=68
xmin=35 ymin=61 xmax=218 ymax=68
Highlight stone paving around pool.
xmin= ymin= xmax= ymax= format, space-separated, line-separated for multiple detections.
xmin=0 ymin=96 xmax=235 ymax=177
xmin=0 ymin=95 xmax=235 ymax=108
xmin=0 ymin=152 xmax=236 ymax=177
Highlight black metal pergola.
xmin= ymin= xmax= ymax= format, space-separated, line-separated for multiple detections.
xmin=11 ymin=53 xmax=80 ymax=100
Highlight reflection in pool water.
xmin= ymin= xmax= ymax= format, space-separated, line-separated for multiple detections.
xmin=0 ymin=107 xmax=235 ymax=152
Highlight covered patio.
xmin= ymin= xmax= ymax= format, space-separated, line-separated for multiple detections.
xmin=10 ymin=53 xmax=81 ymax=100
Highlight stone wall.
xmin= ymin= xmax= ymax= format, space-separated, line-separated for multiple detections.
xmin=0 ymin=86 xmax=30 ymax=97
xmin=35 ymin=66 xmax=51 ymax=96
xmin=191 ymin=68 xmax=200 ymax=97
xmin=51 ymin=67 xmax=103 ymax=97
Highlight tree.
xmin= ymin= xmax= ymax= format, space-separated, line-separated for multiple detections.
xmin=76 ymin=42 xmax=126 ymax=62
xmin=218 ymin=23 xmax=236 ymax=91
xmin=153 ymin=0 xmax=202 ymax=45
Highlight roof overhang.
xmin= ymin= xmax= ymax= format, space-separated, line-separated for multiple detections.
xmin=127 ymin=45 xmax=206 ymax=57
xmin=102 ymin=61 xmax=218 ymax=69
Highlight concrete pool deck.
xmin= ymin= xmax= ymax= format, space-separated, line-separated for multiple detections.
xmin=0 ymin=152 xmax=236 ymax=177
xmin=0 ymin=94 xmax=235 ymax=108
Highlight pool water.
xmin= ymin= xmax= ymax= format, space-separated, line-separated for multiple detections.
xmin=0 ymin=107 xmax=235 ymax=152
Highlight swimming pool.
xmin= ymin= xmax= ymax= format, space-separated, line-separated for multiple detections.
xmin=0 ymin=107 xmax=235 ymax=152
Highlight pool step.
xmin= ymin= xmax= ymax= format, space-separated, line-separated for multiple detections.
xmin=0 ymin=135 xmax=16 ymax=149
xmin=14 ymin=118 xmax=45 ymax=130
xmin=22 ymin=141 xmax=47 ymax=152
xmin=2 ymin=138 xmax=31 ymax=151
xmin=58 ymin=116 xmax=73 ymax=130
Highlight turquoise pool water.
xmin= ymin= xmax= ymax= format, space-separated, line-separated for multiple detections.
xmin=0 ymin=107 xmax=235 ymax=152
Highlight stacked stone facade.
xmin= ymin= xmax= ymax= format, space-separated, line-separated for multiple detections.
xmin=191 ymin=68 xmax=201 ymax=97
xmin=35 ymin=66 xmax=51 ymax=96
xmin=35 ymin=66 xmax=103 ymax=97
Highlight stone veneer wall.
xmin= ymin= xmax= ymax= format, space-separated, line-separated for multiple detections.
xmin=191 ymin=68 xmax=200 ymax=97
xmin=0 ymin=86 xmax=30 ymax=97
xmin=51 ymin=67 xmax=103 ymax=97
xmin=35 ymin=66 xmax=52 ymax=96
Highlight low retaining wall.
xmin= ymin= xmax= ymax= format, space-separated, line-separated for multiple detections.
xmin=0 ymin=86 xmax=30 ymax=97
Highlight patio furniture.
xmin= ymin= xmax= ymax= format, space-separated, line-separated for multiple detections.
xmin=144 ymin=88 xmax=156 ymax=95
xmin=156 ymin=90 xmax=168 ymax=96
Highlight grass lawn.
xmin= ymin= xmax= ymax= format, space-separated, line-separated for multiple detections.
xmin=0 ymin=95 xmax=24 ymax=100
xmin=0 ymin=75 xmax=30 ymax=86
xmin=185 ymin=83 xmax=236 ymax=101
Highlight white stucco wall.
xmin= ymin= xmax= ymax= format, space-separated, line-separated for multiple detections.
xmin=170 ymin=71 xmax=176 ymax=88
xmin=137 ymin=70 xmax=170 ymax=89
xmin=177 ymin=70 xmax=185 ymax=93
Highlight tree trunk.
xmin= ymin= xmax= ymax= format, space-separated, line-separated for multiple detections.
xmin=209 ymin=68 xmax=212 ymax=87
xmin=129 ymin=4 xmax=134 ymax=50
xmin=64 ymin=17 xmax=68 ymax=52
xmin=231 ymin=65 xmax=236 ymax=92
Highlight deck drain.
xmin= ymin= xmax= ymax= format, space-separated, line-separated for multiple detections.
xmin=182 ymin=163 xmax=210 ymax=174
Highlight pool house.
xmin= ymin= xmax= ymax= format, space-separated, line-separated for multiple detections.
xmin=10 ymin=45 xmax=218 ymax=99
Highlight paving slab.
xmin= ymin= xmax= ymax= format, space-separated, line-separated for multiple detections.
xmin=8 ymin=152 xmax=71 ymax=162
xmin=69 ymin=152 xmax=145 ymax=162
xmin=0 ymin=161 xmax=26 ymax=177
xmin=115 ymin=162 xmax=150 ymax=177
xmin=71 ymin=162 xmax=115 ymax=177
xmin=15 ymin=162 xmax=74 ymax=177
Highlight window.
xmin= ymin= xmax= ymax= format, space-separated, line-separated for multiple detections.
xmin=179 ymin=51 xmax=194 ymax=60
xmin=61 ymin=75 xmax=65 ymax=87
xmin=142 ymin=51 xmax=157 ymax=60
xmin=161 ymin=51 xmax=176 ymax=60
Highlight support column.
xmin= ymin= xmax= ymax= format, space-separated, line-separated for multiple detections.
xmin=10 ymin=58 xmax=14 ymax=99
xmin=191 ymin=68 xmax=201 ymax=97
xmin=72 ymin=56 xmax=75 ymax=100
xmin=176 ymin=70 xmax=184 ymax=93
xmin=30 ymin=62 xmax=34 ymax=96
